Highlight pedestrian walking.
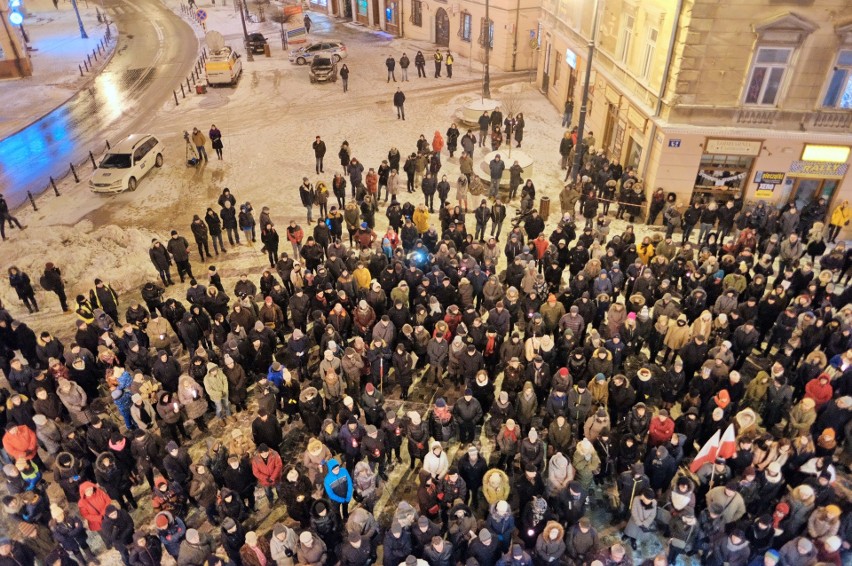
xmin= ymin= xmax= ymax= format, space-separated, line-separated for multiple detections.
xmin=433 ymin=50 xmax=443 ymax=77
xmin=445 ymin=51 xmax=453 ymax=78
xmin=340 ymin=64 xmax=350 ymax=92
xmin=209 ymin=125 xmax=223 ymax=160
xmin=313 ymin=136 xmax=326 ymax=174
xmin=399 ymin=52 xmax=410 ymax=80
xmin=385 ymin=55 xmax=397 ymax=82
xmin=415 ymin=50 xmax=426 ymax=77
xmin=0 ymin=193 xmax=25 ymax=241
xmin=191 ymin=128 xmax=208 ymax=162
xmin=304 ymin=13 xmax=312 ymax=33
xmin=394 ymin=88 xmax=406 ymax=120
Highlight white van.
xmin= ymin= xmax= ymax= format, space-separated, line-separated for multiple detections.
xmin=205 ymin=47 xmax=243 ymax=86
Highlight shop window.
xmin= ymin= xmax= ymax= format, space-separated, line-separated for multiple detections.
xmin=459 ymin=12 xmax=471 ymax=42
xmin=479 ymin=17 xmax=494 ymax=49
xmin=694 ymin=153 xmax=754 ymax=198
xmin=822 ymin=50 xmax=852 ymax=109
xmin=641 ymin=28 xmax=657 ymax=81
xmin=744 ymin=47 xmax=792 ymax=106
xmin=618 ymin=14 xmax=634 ymax=64
xmin=410 ymin=0 xmax=422 ymax=27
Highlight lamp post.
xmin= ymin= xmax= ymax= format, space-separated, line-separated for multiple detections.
xmin=569 ymin=0 xmax=601 ymax=182
xmin=482 ymin=0 xmax=490 ymax=98
xmin=70 ymin=0 xmax=88 ymax=38
xmin=237 ymin=0 xmax=253 ymax=61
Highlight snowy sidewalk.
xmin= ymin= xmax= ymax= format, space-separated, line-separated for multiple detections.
xmin=0 ymin=0 xmax=115 ymax=139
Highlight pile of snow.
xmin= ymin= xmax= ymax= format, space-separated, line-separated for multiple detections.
xmin=1 ymin=221 xmax=162 ymax=310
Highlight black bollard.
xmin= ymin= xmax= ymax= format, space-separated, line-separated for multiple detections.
xmin=70 ymin=163 xmax=79 ymax=183
xmin=181 ymin=84 xmax=185 ymax=98
xmin=186 ymin=77 xmax=191 ymax=91
xmin=106 ymin=139 xmax=111 ymax=150
xmin=27 ymin=191 xmax=38 ymax=211
xmin=50 ymin=177 xmax=60 ymax=196
xmin=84 ymin=60 xmax=89 ymax=72
xmin=79 ymin=64 xmax=84 ymax=76
xmin=89 ymin=151 xmax=97 ymax=169
xmin=174 ymin=90 xmax=179 ymax=105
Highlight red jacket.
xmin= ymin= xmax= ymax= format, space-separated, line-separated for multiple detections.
xmin=78 ymin=481 xmax=112 ymax=531
xmin=532 ymin=237 xmax=549 ymax=260
xmin=648 ymin=416 xmax=675 ymax=447
xmin=251 ymin=451 xmax=283 ymax=487
xmin=804 ymin=375 xmax=833 ymax=410
xmin=2 ymin=425 xmax=37 ymax=461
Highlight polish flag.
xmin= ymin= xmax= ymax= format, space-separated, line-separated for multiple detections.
xmin=717 ymin=424 xmax=737 ymax=459
xmin=690 ymin=429 xmax=720 ymax=473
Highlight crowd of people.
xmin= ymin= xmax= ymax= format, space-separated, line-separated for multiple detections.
xmin=0 ymin=115 xmax=851 ymax=566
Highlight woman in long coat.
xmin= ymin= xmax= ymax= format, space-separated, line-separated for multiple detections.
xmin=177 ymin=375 xmax=209 ymax=432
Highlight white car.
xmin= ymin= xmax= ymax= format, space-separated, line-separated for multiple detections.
xmin=90 ymin=134 xmax=164 ymax=193
xmin=289 ymin=41 xmax=347 ymax=65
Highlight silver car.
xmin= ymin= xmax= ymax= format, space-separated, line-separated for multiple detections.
xmin=289 ymin=41 xmax=347 ymax=65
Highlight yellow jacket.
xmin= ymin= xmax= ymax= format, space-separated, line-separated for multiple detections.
xmin=353 ymin=267 xmax=372 ymax=290
xmin=831 ymin=204 xmax=850 ymax=227
xmin=637 ymin=242 xmax=655 ymax=265
xmin=412 ymin=209 xmax=430 ymax=233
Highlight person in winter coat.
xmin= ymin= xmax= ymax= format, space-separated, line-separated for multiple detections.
xmin=78 ymin=481 xmax=111 ymax=534
xmin=296 ymin=530 xmax=327 ymax=566
xmin=624 ymin=488 xmax=657 ymax=550
xmin=178 ymin=528 xmax=216 ymax=566
xmin=50 ymin=505 xmax=99 ymax=565
xmin=705 ymin=530 xmax=751 ymax=566
xmin=572 ymin=438 xmax=600 ymax=492
xmin=102 ymin=504 xmax=136 ymax=565
xmin=534 ymin=521 xmax=566 ymax=565
xmin=240 ymin=531 xmax=273 ymax=566
xmin=324 ymin=459 xmax=353 ymax=520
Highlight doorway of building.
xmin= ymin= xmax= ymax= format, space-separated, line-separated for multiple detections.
xmin=542 ymin=41 xmax=551 ymax=92
xmin=790 ymin=178 xmax=839 ymax=211
xmin=602 ymin=103 xmax=618 ymax=156
xmin=435 ymin=8 xmax=449 ymax=46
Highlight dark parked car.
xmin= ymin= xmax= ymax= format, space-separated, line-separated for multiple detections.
xmin=245 ymin=33 xmax=267 ymax=54
xmin=309 ymin=55 xmax=338 ymax=83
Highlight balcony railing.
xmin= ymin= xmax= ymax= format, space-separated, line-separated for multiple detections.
xmin=810 ymin=110 xmax=852 ymax=130
xmin=735 ymin=108 xmax=777 ymax=125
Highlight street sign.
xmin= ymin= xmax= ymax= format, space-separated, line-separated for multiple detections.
xmin=196 ymin=9 xmax=207 ymax=21
xmin=668 ymin=139 xmax=681 ymax=148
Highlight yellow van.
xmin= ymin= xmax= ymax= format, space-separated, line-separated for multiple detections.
xmin=205 ymin=47 xmax=243 ymax=86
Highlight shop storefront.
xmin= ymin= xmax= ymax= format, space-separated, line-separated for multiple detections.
xmin=786 ymin=145 xmax=850 ymax=210
xmin=384 ymin=0 xmax=400 ymax=35
xmin=691 ymin=138 xmax=762 ymax=203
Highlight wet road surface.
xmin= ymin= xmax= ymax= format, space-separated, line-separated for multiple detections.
xmin=0 ymin=0 xmax=198 ymax=208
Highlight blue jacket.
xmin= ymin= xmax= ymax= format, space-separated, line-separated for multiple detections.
xmin=267 ymin=365 xmax=284 ymax=387
xmin=323 ymin=459 xmax=353 ymax=503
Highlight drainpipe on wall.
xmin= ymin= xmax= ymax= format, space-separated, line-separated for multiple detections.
xmin=642 ymin=0 xmax=684 ymax=180
xmin=511 ymin=0 xmax=521 ymax=71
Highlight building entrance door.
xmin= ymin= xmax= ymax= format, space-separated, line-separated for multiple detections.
xmin=435 ymin=8 xmax=449 ymax=46
xmin=790 ymin=178 xmax=839 ymax=211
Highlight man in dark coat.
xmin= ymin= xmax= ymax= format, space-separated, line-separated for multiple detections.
xmin=102 ymin=504 xmax=136 ymax=565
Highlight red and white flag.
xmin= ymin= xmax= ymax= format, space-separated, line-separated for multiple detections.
xmin=690 ymin=429 xmax=720 ymax=473
xmin=717 ymin=424 xmax=737 ymax=459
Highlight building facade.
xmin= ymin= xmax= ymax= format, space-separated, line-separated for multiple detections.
xmin=318 ymin=0 xmax=541 ymax=72
xmin=537 ymin=0 xmax=852 ymax=213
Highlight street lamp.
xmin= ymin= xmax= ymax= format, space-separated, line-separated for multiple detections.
xmin=70 ymin=0 xmax=88 ymax=38
xmin=482 ymin=0 xmax=490 ymax=98
xmin=237 ymin=0 xmax=254 ymax=61
xmin=569 ymin=0 xmax=601 ymax=182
